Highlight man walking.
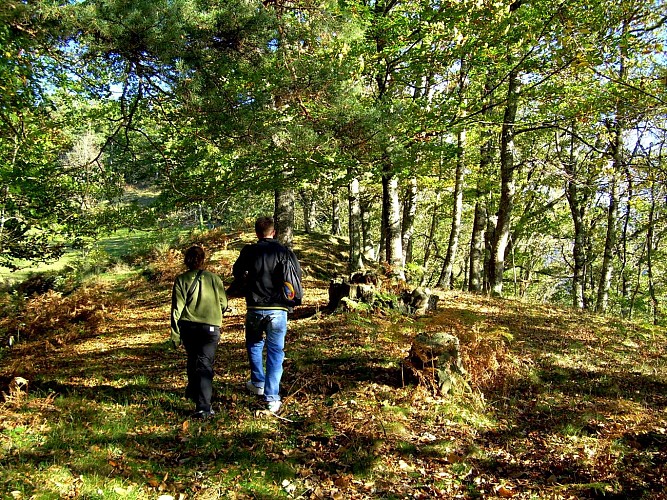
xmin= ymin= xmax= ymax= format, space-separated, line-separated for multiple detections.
xmin=228 ymin=216 xmax=302 ymax=414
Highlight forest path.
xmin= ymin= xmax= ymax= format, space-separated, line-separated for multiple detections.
xmin=1 ymin=254 xmax=666 ymax=499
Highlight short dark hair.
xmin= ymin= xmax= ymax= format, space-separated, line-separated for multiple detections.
xmin=255 ymin=216 xmax=275 ymax=237
xmin=184 ymin=245 xmax=206 ymax=270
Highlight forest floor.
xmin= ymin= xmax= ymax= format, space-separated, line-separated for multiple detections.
xmin=0 ymin=230 xmax=666 ymax=499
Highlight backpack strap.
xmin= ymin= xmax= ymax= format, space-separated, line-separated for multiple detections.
xmin=185 ymin=270 xmax=204 ymax=307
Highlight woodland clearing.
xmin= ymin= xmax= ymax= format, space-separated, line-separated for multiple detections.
xmin=0 ymin=230 xmax=665 ymax=499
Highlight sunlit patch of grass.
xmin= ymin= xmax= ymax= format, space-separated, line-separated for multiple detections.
xmin=565 ymin=481 xmax=620 ymax=497
xmin=125 ymin=375 xmax=149 ymax=386
xmin=560 ymin=422 xmax=585 ymax=437
xmin=420 ymin=439 xmax=457 ymax=459
xmin=0 ymin=250 xmax=82 ymax=287
xmin=0 ymin=424 xmax=46 ymax=454
xmin=431 ymin=399 xmax=494 ymax=430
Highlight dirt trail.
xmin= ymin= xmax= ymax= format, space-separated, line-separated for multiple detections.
xmin=2 ymin=267 xmax=666 ymax=499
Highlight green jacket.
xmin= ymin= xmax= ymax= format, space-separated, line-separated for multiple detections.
xmin=171 ymin=269 xmax=228 ymax=344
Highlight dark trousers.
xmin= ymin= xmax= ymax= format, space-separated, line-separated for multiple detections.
xmin=179 ymin=321 xmax=220 ymax=412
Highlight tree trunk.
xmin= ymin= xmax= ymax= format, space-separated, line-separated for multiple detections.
xmin=619 ymin=166 xmax=633 ymax=317
xmin=647 ymin=180 xmax=659 ymax=325
xmin=484 ymin=212 xmax=496 ymax=293
xmin=489 ymin=68 xmax=520 ymax=296
xmin=569 ymin=197 xmax=587 ymax=310
xmin=299 ymin=188 xmax=317 ymax=234
xmin=595 ymin=172 xmax=619 ymax=313
xmin=468 ymin=75 xmax=494 ymax=293
xmin=439 ymin=58 xmax=468 ymax=288
xmin=348 ymin=176 xmax=364 ymax=272
xmin=274 ymin=187 xmax=294 ymax=247
xmin=378 ymin=180 xmax=387 ymax=263
xmin=596 ymin=19 xmax=627 ymax=314
xmin=468 ymin=202 xmax=487 ymax=293
xmin=331 ymin=190 xmax=341 ymax=236
xmin=585 ymin=227 xmax=595 ymax=308
xmin=360 ymin=195 xmax=376 ymax=261
xmin=383 ymin=167 xmax=405 ymax=279
xmin=422 ymin=190 xmax=440 ymax=270
xmin=401 ymin=177 xmax=417 ymax=266
xmin=562 ymin=128 xmax=588 ymax=309
xmin=438 ymin=129 xmax=466 ymax=288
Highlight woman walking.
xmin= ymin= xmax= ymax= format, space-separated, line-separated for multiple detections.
xmin=171 ymin=246 xmax=227 ymax=419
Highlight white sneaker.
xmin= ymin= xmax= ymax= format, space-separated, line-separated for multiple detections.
xmin=267 ymin=401 xmax=282 ymax=414
xmin=246 ymin=381 xmax=264 ymax=396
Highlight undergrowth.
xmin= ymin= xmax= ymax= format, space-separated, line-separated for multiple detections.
xmin=0 ymin=229 xmax=665 ymax=499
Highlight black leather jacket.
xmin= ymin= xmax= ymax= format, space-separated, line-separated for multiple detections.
xmin=229 ymin=238 xmax=295 ymax=310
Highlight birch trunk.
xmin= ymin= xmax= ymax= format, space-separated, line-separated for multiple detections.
xmin=468 ymin=202 xmax=487 ymax=292
xmin=439 ymin=129 xmax=466 ymax=288
xmin=331 ymin=191 xmax=341 ymax=236
xmin=490 ymin=68 xmax=520 ymax=296
xmin=563 ymin=129 xmax=588 ymax=309
xmin=596 ymin=20 xmax=627 ymax=313
xmin=361 ymin=196 xmax=376 ymax=261
xmin=401 ymin=177 xmax=417 ymax=266
xmin=595 ymin=172 xmax=619 ymax=313
xmin=468 ymin=73 xmax=494 ymax=293
xmin=348 ymin=176 xmax=363 ymax=272
xmin=439 ymin=59 xmax=468 ymax=288
xmin=423 ymin=191 xmax=441 ymax=270
xmin=383 ymin=166 xmax=404 ymax=279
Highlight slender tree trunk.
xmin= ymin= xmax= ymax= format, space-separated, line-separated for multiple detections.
xmin=596 ymin=173 xmax=619 ymax=313
xmin=382 ymin=163 xmax=404 ymax=279
xmin=439 ymin=129 xmax=466 ymax=288
xmin=596 ymin=20 xmax=628 ymax=314
xmin=274 ymin=187 xmax=295 ymax=247
xmin=468 ymin=75 xmax=494 ymax=293
xmin=484 ymin=213 xmax=496 ymax=293
xmin=620 ymin=166 xmax=633 ymax=316
xmin=378 ymin=182 xmax=387 ymax=263
xmin=0 ymin=186 xmax=7 ymax=252
xmin=490 ymin=68 xmax=520 ymax=296
xmin=348 ymin=176 xmax=363 ymax=272
xmin=331 ymin=191 xmax=341 ymax=236
xmin=469 ymin=202 xmax=487 ymax=292
xmin=647 ymin=180 xmax=659 ymax=325
xmin=563 ymin=129 xmax=588 ymax=309
xmin=439 ymin=58 xmax=468 ymax=288
xmin=423 ymin=191 xmax=441 ymax=269
xmin=569 ymin=200 xmax=587 ymax=309
xmin=585 ymin=227 xmax=595 ymax=307
xmin=629 ymin=255 xmax=643 ymax=319
xmin=401 ymin=177 xmax=417 ymax=266
xmin=360 ymin=195 xmax=376 ymax=261
xmin=299 ymin=188 xmax=317 ymax=234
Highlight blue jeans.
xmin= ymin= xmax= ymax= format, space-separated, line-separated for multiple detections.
xmin=245 ymin=309 xmax=287 ymax=402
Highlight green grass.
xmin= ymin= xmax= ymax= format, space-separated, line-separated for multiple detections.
xmin=0 ymin=250 xmax=82 ymax=286
xmin=1 ymin=228 xmax=666 ymax=499
xmin=0 ymin=227 xmax=188 ymax=289
xmin=0 ymin=390 xmax=301 ymax=499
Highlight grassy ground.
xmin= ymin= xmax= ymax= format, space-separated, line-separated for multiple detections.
xmin=0 ymin=230 xmax=665 ymax=499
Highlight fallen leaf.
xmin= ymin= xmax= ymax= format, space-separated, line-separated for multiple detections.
xmin=496 ymin=485 xmax=515 ymax=497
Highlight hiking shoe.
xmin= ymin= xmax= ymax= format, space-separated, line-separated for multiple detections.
xmin=266 ymin=401 xmax=282 ymax=414
xmin=246 ymin=381 xmax=264 ymax=396
xmin=192 ymin=409 xmax=215 ymax=420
